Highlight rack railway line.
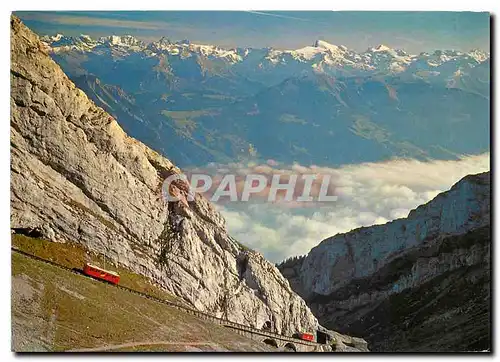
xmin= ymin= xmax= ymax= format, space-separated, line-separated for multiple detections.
xmin=12 ymin=247 xmax=326 ymax=352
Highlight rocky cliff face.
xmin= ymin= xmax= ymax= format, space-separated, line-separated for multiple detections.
xmin=10 ymin=16 xmax=366 ymax=347
xmin=279 ymin=172 xmax=491 ymax=351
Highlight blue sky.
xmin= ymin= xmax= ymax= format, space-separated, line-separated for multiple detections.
xmin=15 ymin=11 xmax=490 ymax=53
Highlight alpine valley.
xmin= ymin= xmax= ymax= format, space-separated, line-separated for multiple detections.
xmin=39 ymin=33 xmax=490 ymax=167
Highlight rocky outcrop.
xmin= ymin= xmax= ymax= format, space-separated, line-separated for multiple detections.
xmin=10 ymin=16 xmax=367 ymax=348
xmin=278 ymin=172 xmax=491 ymax=351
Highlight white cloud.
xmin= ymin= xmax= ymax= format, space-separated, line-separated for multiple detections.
xmin=200 ymin=153 xmax=490 ymax=263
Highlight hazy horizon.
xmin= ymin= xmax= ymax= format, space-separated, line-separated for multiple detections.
xmin=15 ymin=11 xmax=490 ymax=53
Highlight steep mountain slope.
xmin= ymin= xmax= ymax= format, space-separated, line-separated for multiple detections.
xmin=39 ymin=33 xmax=490 ymax=168
xmin=278 ymin=172 xmax=491 ymax=351
xmin=10 ymin=16 xmax=367 ymax=349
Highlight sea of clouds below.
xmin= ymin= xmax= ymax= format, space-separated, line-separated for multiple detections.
xmin=192 ymin=153 xmax=490 ymax=263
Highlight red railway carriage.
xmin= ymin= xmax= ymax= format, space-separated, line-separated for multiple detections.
xmin=297 ymin=332 xmax=315 ymax=342
xmin=83 ymin=263 xmax=120 ymax=285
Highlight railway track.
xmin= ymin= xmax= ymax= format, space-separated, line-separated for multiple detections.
xmin=11 ymin=247 xmax=319 ymax=348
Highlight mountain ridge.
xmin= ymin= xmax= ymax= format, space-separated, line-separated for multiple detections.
xmin=41 ymin=33 xmax=489 ymax=79
xmin=278 ymin=171 xmax=491 ymax=351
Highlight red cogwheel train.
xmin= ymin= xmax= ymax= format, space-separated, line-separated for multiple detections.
xmin=83 ymin=263 xmax=120 ymax=285
xmin=81 ymin=262 xmax=326 ymax=345
xmin=297 ymin=332 xmax=315 ymax=342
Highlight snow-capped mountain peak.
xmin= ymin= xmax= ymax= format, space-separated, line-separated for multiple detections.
xmin=313 ymin=39 xmax=346 ymax=52
xmin=467 ymin=49 xmax=489 ymax=63
xmin=99 ymin=35 xmax=143 ymax=48
xmin=370 ymin=44 xmax=393 ymax=52
xmin=42 ymin=33 xmax=64 ymax=42
xmin=147 ymin=37 xmax=174 ymax=52
xmin=42 ymin=33 xmax=490 ymax=78
xmin=41 ymin=34 xmax=98 ymax=52
xmin=265 ymin=40 xmax=351 ymax=64
xmin=146 ymin=38 xmax=243 ymax=63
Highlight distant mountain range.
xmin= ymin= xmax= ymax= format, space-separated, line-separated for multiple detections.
xmin=41 ymin=34 xmax=490 ymax=167
xmin=42 ymin=34 xmax=489 ymax=80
